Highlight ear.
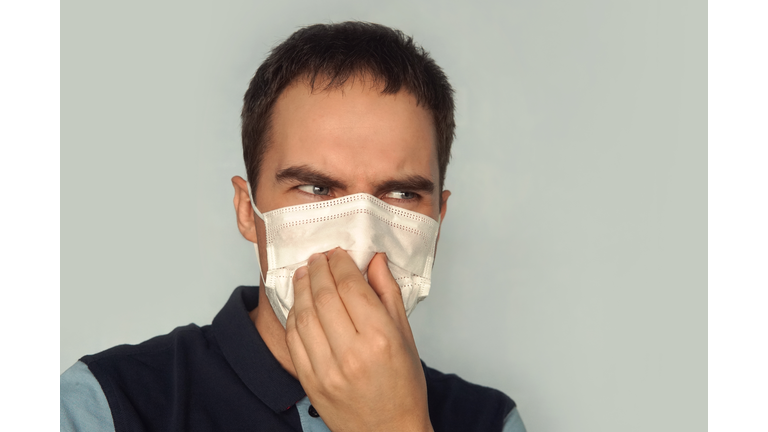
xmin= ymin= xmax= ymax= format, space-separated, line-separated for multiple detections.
xmin=436 ymin=189 xmax=451 ymax=245
xmin=232 ymin=176 xmax=259 ymax=243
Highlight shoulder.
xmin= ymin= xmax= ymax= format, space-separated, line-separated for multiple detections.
xmin=82 ymin=323 xmax=210 ymax=364
xmin=74 ymin=324 xmax=218 ymax=431
xmin=60 ymin=361 xmax=115 ymax=432
xmin=421 ymin=362 xmax=517 ymax=432
xmin=80 ymin=323 xmax=212 ymax=376
xmin=79 ymin=323 xmax=215 ymax=388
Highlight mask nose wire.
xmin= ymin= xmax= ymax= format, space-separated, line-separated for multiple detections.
xmin=247 ymin=182 xmax=268 ymax=289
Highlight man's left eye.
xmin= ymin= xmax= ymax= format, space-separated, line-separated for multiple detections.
xmin=385 ymin=191 xmax=416 ymax=200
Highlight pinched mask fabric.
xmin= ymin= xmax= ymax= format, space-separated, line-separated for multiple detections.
xmin=248 ymin=184 xmax=440 ymax=327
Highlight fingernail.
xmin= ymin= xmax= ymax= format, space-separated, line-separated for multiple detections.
xmin=308 ymin=253 xmax=322 ymax=264
xmin=326 ymin=248 xmax=338 ymax=258
xmin=294 ymin=266 xmax=308 ymax=281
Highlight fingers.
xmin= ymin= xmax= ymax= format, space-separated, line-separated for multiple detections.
xmin=367 ymin=253 xmax=407 ymax=321
xmin=367 ymin=253 xmax=415 ymax=346
xmin=326 ymin=248 xmax=390 ymax=329
xmin=285 ymin=303 xmax=314 ymax=380
xmin=306 ymin=253 xmax=357 ymax=343
xmin=287 ymin=265 xmax=332 ymax=373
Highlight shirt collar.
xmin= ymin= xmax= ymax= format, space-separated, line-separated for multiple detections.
xmin=212 ymin=286 xmax=306 ymax=412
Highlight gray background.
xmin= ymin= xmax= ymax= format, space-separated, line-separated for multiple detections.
xmin=61 ymin=1 xmax=706 ymax=431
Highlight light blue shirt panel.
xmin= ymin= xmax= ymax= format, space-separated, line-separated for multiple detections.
xmin=60 ymin=361 xmax=526 ymax=432
xmin=503 ymin=407 xmax=527 ymax=432
xmin=296 ymin=397 xmax=333 ymax=432
xmin=60 ymin=361 xmax=116 ymax=432
xmin=296 ymin=396 xmax=526 ymax=432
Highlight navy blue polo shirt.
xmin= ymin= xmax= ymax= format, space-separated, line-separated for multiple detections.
xmin=60 ymin=286 xmax=525 ymax=431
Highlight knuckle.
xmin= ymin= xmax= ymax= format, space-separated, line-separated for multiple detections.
xmin=340 ymin=351 xmax=363 ymax=376
xmin=369 ymin=332 xmax=393 ymax=354
xmin=285 ymin=327 xmax=301 ymax=344
xmin=295 ymin=309 xmax=315 ymax=329
xmin=321 ymin=369 xmax=346 ymax=394
xmin=336 ymin=277 xmax=358 ymax=296
xmin=313 ymin=289 xmax=336 ymax=308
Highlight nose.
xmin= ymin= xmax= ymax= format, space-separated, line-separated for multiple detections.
xmin=345 ymin=176 xmax=378 ymax=197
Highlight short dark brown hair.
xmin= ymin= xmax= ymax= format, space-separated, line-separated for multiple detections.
xmin=241 ymin=21 xmax=456 ymax=193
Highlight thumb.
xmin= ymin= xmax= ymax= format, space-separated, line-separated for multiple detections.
xmin=367 ymin=253 xmax=414 ymax=343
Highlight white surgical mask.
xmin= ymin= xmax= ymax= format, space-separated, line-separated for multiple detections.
xmin=247 ymin=183 xmax=441 ymax=327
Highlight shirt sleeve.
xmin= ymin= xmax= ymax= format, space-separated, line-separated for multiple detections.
xmin=502 ymin=407 xmax=527 ymax=432
xmin=60 ymin=361 xmax=116 ymax=432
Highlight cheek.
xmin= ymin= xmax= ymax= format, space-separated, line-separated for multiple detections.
xmin=414 ymin=193 xmax=441 ymax=222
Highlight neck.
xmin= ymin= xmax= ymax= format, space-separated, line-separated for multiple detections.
xmin=249 ymin=287 xmax=299 ymax=379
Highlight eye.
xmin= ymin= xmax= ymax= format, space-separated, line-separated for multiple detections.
xmin=298 ymin=185 xmax=331 ymax=196
xmin=385 ymin=191 xmax=417 ymax=200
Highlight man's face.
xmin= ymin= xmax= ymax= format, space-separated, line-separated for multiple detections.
xmin=250 ymin=77 xmax=449 ymax=273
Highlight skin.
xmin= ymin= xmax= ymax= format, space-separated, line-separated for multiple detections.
xmin=231 ymin=76 xmax=450 ymax=432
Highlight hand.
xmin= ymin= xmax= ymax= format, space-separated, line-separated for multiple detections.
xmin=285 ymin=248 xmax=433 ymax=432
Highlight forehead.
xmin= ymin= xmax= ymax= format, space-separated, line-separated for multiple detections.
xmin=263 ymin=78 xmax=438 ymax=186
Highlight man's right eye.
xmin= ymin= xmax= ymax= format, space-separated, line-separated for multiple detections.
xmin=297 ymin=185 xmax=330 ymax=196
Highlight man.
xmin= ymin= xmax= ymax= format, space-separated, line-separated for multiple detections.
xmin=61 ymin=22 xmax=526 ymax=432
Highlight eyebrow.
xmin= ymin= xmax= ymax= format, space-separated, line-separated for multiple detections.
xmin=374 ymin=175 xmax=436 ymax=196
xmin=275 ymin=165 xmax=349 ymax=190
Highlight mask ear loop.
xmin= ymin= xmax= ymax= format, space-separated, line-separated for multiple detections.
xmin=247 ymin=182 xmax=268 ymax=289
